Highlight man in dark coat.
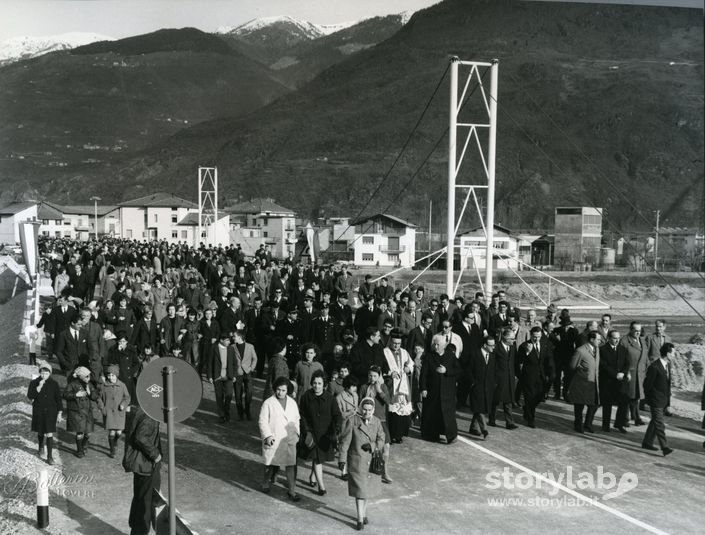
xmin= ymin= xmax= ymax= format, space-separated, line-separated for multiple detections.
xmin=491 ymin=328 xmax=518 ymax=429
xmin=277 ymin=308 xmax=302 ymax=372
xmin=552 ymin=314 xmax=578 ymax=400
xmin=131 ymin=307 xmax=159 ymax=354
xmin=244 ymin=296 xmax=268 ymax=377
xmin=406 ymin=314 xmax=433 ymax=355
xmin=107 ymin=332 xmax=141 ymax=400
xmin=158 ymin=303 xmax=185 ymax=357
xmin=567 ymin=332 xmax=601 ymax=434
xmin=517 ymin=327 xmax=552 ymax=428
xmin=46 ymin=296 xmax=78 ymax=351
xmin=420 ymin=335 xmax=460 ymax=443
xmin=329 ymin=293 xmax=353 ymax=336
xmin=467 ymin=337 xmax=497 ymax=439
xmin=354 ymin=294 xmax=379 ymax=340
xmin=124 ymin=405 xmax=162 ymax=535
xmin=599 ymin=330 xmax=631 ymax=432
xmin=641 ymin=343 xmax=675 ymax=456
xmin=348 ymin=327 xmax=389 ymax=384
xmin=312 ymin=302 xmax=339 ymax=361
xmin=454 ymin=309 xmax=483 ymax=408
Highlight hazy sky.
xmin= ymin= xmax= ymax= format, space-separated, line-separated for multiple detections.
xmin=1 ymin=0 xmax=701 ymax=41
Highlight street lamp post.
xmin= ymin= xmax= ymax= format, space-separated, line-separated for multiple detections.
xmin=90 ymin=196 xmax=101 ymax=241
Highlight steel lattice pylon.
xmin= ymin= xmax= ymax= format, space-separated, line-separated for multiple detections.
xmin=446 ymin=57 xmax=499 ymax=297
xmin=198 ymin=167 xmax=218 ymax=246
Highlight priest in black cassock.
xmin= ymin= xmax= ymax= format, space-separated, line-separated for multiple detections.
xmin=420 ymin=335 xmax=460 ymax=444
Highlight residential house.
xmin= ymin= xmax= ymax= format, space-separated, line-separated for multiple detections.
xmin=0 ymin=202 xmax=38 ymax=244
xmin=224 ymin=198 xmax=296 ymax=258
xmin=118 ymin=193 xmax=198 ymax=243
xmin=352 ymin=214 xmax=416 ymax=267
xmin=176 ymin=212 xmax=231 ymax=248
xmin=458 ymin=224 xmax=521 ymax=271
xmin=39 ymin=202 xmax=119 ymax=241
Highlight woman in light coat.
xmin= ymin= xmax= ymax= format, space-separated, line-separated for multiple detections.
xmin=258 ymin=376 xmax=301 ymax=501
xmin=101 ymin=364 xmax=131 ymax=458
xmin=335 ymin=375 xmax=359 ymax=480
xmin=339 ymin=397 xmax=386 ymax=531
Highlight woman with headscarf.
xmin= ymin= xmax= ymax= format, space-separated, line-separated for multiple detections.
xmin=101 ymin=364 xmax=131 ymax=458
xmin=338 ymin=397 xmax=386 ymax=531
xmin=63 ymin=366 xmax=100 ymax=458
xmin=299 ymin=370 xmax=342 ymax=496
xmin=27 ymin=361 xmax=63 ymax=465
xmin=258 ymin=376 xmax=301 ymax=501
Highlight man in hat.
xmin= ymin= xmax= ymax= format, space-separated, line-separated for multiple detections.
xmin=299 ymin=294 xmax=318 ymax=344
xmin=330 ymin=291 xmax=353 ymax=335
xmin=278 ymin=307 xmax=302 ymax=372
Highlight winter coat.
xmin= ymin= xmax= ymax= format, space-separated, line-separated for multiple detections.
xmin=123 ymin=406 xmax=162 ymax=475
xmin=338 ymin=414 xmax=385 ymax=499
xmin=63 ymin=378 xmax=99 ymax=433
xmin=101 ymin=380 xmax=131 ymax=430
xmin=566 ymin=344 xmax=600 ymax=406
xmin=299 ymin=389 xmax=341 ymax=462
xmin=258 ymin=395 xmax=300 ymax=467
xmin=27 ymin=376 xmax=62 ymax=434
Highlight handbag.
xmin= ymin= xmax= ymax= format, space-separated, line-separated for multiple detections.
xmin=368 ymin=449 xmax=385 ymax=476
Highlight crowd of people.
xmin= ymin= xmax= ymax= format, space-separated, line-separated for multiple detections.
xmin=25 ymin=236 xmax=703 ymax=533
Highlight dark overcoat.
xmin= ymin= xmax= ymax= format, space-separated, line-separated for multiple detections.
xmin=493 ymin=342 xmax=516 ymax=404
xmin=27 ymin=377 xmax=62 ymax=434
xmin=299 ymin=389 xmax=341 ymax=463
xmin=598 ymin=343 xmax=630 ymax=405
xmin=63 ymin=378 xmax=100 ymax=433
xmin=420 ymin=349 xmax=460 ymax=441
xmin=517 ymin=341 xmax=550 ymax=406
xmin=467 ymin=349 xmax=497 ymax=413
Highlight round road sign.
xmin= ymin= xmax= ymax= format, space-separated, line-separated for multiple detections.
xmin=136 ymin=357 xmax=202 ymax=423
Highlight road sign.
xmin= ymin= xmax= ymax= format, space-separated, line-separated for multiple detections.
xmin=136 ymin=358 xmax=202 ymax=423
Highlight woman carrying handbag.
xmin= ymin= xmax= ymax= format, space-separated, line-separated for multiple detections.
xmin=338 ymin=397 xmax=386 ymax=531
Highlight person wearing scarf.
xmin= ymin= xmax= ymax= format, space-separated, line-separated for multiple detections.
xmin=338 ymin=397 xmax=386 ymax=531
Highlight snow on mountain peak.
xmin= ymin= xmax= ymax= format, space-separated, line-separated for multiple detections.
xmin=217 ymin=15 xmax=359 ymax=40
xmin=0 ymin=32 xmax=114 ymax=65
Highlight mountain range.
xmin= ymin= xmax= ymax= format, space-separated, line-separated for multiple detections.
xmin=0 ymin=0 xmax=702 ymax=232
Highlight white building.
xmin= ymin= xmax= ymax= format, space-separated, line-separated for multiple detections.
xmin=352 ymin=214 xmax=416 ymax=267
xmin=39 ymin=202 xmax=120 ymax=240
xmin=225 ymin=198 xmax=297 ymax=258
xmin=0 ymin=202 xmax=38 ymax=244
xmin=458 ymin=224 xmax=522 ymax=271
xmin=176 ymin=212 xmax=231 ymax=248
xmin=118 ymin=193 xmax=198 ymax=243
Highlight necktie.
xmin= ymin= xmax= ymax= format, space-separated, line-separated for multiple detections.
xmin=536 ymin=343 xmax=540 ymax=354
xmin=446 ymin=334 xmax=450 ymax=343
xmin=73 ymin=330 xmax=78 ymax=342
xmin=484 ymin=352 xmax=488 ymax=365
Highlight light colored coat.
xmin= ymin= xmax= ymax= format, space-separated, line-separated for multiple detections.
xmin=258 ymin=395 xmax=300 ymax=467
xmin=338 ymin=414 xmax=386 ymax=499
xmin=101 ymin=380 xmax=131 ymax=430
xmin=567 ymin=343 xmax=600 ymax=406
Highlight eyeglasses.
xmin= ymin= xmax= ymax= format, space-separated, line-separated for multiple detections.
xmin=442 ymin=325 xmax=451 ymax=329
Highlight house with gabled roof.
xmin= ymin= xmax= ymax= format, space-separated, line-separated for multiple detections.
xmin=351 ymin=213 xmax=416 ymax=267
xmin=225 ymin=198 xmax=296 ymax=258
xmin=0 ymin=202 xmax=38 ymax=244
xmin=118 ymin=192 xmax=198 ymax=243
xmin=39 ymin=201 xmax=119 ymax=241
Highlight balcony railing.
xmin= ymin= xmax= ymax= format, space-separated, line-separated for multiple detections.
xmin=379 ymin=245 xmax=406 ymax=254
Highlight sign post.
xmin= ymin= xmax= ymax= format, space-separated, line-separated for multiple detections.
xmin=136 ymin=358 xmax=202 ymax=535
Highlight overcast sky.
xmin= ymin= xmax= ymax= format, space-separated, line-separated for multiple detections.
xmin=1 ymin=0 xmax=701 ymax=41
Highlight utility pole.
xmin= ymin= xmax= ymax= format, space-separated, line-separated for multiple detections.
xmin=654 ymin=209 xmax=660 ymax=271
xmin=428 ymin=200 xmax=432 ymax=255
xmin=90 ymin=196 xmax=101 ymax=241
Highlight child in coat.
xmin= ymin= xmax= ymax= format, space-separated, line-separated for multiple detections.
xmin=101 ymin=364 xmax=131 ymax=458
